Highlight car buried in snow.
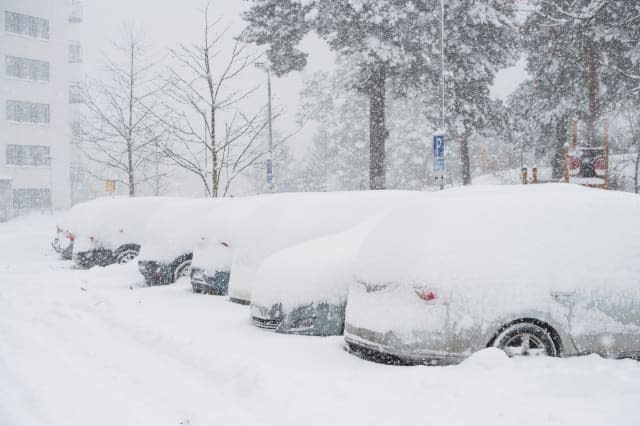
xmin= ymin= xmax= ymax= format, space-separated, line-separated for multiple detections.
xmin=52 ymin=199 xmax=114 ymax=260
xmin=250 ymin=220 xmax=377 ymax=335
xmin=190 ymin=196 xmax=264 ymax=295
xmin=71 ymin=197 xmax=172 ymax=268
xmin=344 ymin=185 xmax=640 ymax=365
xmin=228 ymin=190 xmax=425 ymax=305
xmin=137 ymin=198 xmax=225 ymax=286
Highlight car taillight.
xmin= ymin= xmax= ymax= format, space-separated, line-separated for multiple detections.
xmin=67 ymin=232 xmax=75 ymax=241
xmin=414 ymin=287 xmax=438 ymax=303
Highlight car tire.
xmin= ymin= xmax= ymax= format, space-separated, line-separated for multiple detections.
xmin=116 ymin=249 xmax=139 ymax=264
xmin=173 ymin=260 xmax=191 ymax=282
xmin=492 ymin=322 xmax=558 ymax=357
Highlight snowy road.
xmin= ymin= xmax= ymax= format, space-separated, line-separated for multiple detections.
xmin=1 ymin=215 xmax=640 ymax=426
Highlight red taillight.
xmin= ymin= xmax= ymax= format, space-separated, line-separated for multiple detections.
xmin=414 ymin=287 xmax=437 ymax=302
xmin=67 ymin=232 xmax=75 ymax=241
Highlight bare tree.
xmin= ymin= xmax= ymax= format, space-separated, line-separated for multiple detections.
xmin=81 ymin=25 xmax=169 ymax=196
xmin=161 ymin=6 xmax=275 ymax=197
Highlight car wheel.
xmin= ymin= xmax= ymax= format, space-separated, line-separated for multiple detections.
xmin=173 ymin=260 xmax=191 ymax=282
xmin=493 ymin=322 xmax=558 ymax=357
xmin=116 ymin=249 xmax=139 ymax=264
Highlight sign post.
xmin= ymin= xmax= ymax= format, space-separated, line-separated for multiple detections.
xmin=266 ymin=158 xmax=273 ymax=188
xmin=433 ymin=132 xmax=445 ymax=190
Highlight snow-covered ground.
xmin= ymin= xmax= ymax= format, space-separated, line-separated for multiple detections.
xmin=2 ymin=213 xmax=640 ymax=426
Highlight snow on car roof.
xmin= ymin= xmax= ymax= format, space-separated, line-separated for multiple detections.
xmin=191 ymin=195 xmax=270 ymax=272
xmin=70 ymin=197 xmax=181 ymax=248
xmin=251 ymin=217 xmax=380 ymax=310
xmin=354 ymin=184 xmax=640 ymax=294
xmin=228 ymin=190 xmax=427 ymax=302
xmin=138 ymin=197 xmax=227 ymax=262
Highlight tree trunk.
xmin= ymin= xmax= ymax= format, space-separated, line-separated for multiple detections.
xmin=204 ymin=32 xmax=218 ymax=198
xmin=210 ymin=107 xmax=218 ymax=198
xmin=552 ymin=116 xmax=569 ymax=180
xmin=634 ymin=150 xmax=639 ymax=194
xmin=460 ymin=135 xmax=471 ymax=185
xmin=368 ymin=65 xmax=387 ymax=190
xmin=127 ymin=145 xmax=134 ymax=196
xmin=128 ymin=40 xmax=135 ymax=197
xmin=585 ymin=44 xmax=599 ymax=147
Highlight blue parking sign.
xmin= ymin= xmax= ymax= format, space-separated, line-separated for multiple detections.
xmin=433 ymin=133 xmax=445 ymax=172
xmin=266 ymin=159 xmax=273 ymax=184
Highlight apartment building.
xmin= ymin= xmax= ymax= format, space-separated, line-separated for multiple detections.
xmin=0 ymin=0 xmax=83 ymax=220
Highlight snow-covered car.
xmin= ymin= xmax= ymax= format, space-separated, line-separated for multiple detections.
xmin=190 ymin=196 xmax=266 ymax=295
xmin=51 ymin=199 xmax=109 ymax=260
xmin=138 ymin=198 xmax=225 ymax=286
xmin=72 ymin=197 xmax=173 ymax=268
xmin=344 ymin=184 xmax=640 ymax=365
xmin=250 ymin=220 xmax=378 ymax=335
xmin=190 ymin=239 xmax=232 ymax=295
xmin=228 ymin=191 xmax=425 ymax=305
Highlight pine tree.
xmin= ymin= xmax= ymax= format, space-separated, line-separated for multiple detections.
xmin=244 ymin=0 xmax=518 ymax=188
xmin=514 ymin=1 xmax=640 ymax=179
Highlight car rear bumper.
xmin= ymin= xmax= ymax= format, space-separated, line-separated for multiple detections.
xmin=344 ymin=324 xmax=467 ymax=366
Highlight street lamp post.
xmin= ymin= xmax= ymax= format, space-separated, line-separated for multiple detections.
xmin=433 ymin=0 xmax=446 ymax=191
xmin=256 ymin=62 xmax=274 ymax=193
xmin=439 ymin=0 xmax=445 ymax=133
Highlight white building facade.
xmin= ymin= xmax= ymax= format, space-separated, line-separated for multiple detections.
xmin=0 ymin=0 xmax=83 ymax=220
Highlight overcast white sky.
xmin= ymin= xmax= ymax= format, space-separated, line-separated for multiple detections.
xmin=82 ymin=0 xmax=528 ymax=157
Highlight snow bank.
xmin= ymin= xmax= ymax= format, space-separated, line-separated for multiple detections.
xmin=137 ymin=198 xmax=228 ymax=263
xmin=349 ymin=184 xmax=640 ymax=339
xmin=251 ymin=218 xmax=380 ymax=310
xmin=3 ymin=214 xmax=640 ymax=426
xmin=228 ymin=190 xmax=426 ymax=302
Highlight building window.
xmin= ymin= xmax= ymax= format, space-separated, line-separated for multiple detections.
xmin=69 ymin=1 xmax=83 ymax=23
xmin=6 ymin=100 xmax=50 ymax=124
xmin=5 ymin=56 xmax=49 ymax=81
xmin=68 ymin=42 xmax=82 ymax=63
xmin=6 ymin=145 xmax=51 ymax=167
xmin=5 ymin=11 xmax=49 ymax=40
xmin=69 ymin=83 xmax=83 ymax=104
xmin=13 ymin=188 xmax=51 ymax=209
xmin=71 ymin=121 xmax=84 ymax=138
